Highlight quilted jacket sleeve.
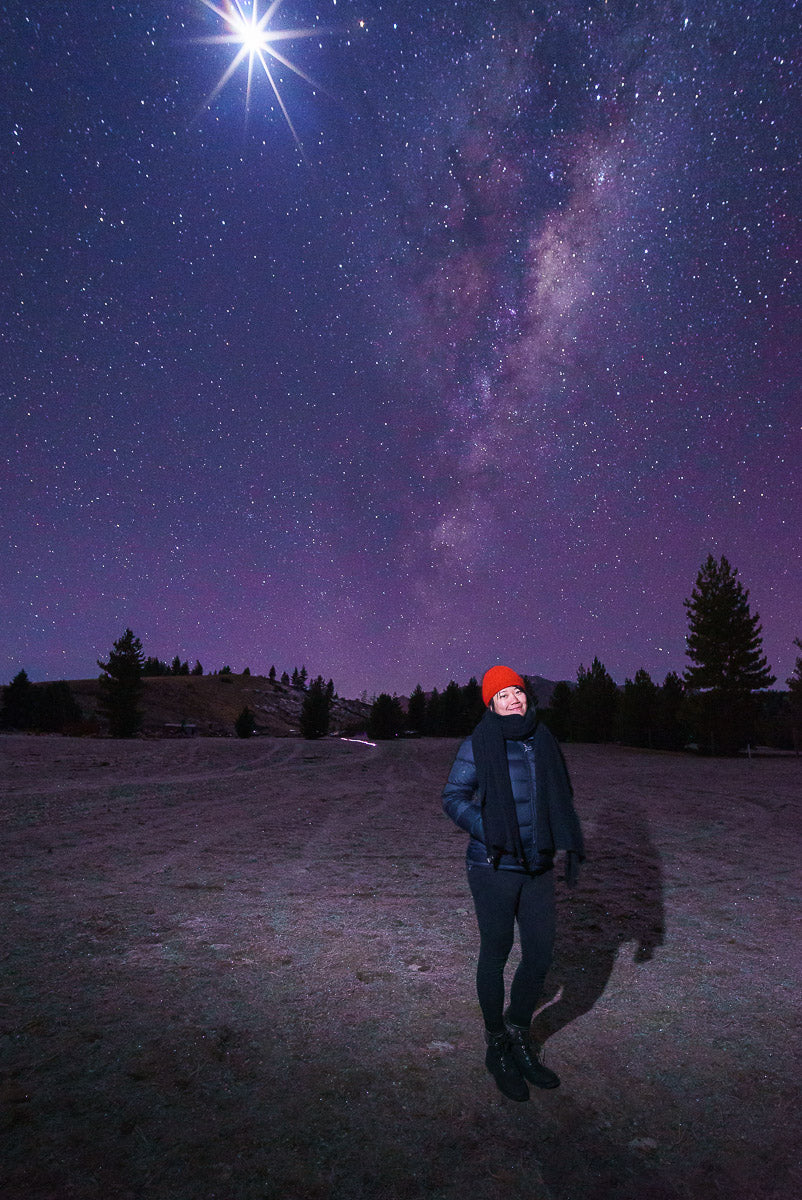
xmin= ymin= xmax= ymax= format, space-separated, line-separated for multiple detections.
xmin=441 ymin=737 xmax=485 ymax=843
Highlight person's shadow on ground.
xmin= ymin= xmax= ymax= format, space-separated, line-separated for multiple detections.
xmin=533 ymin=796 xmax=665 ymax=1044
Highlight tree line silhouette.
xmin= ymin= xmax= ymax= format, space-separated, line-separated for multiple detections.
xmin=367 ymin=554 xmax=799 ymax=754
xmin=2 ymin=555 xmax=801 ymax=754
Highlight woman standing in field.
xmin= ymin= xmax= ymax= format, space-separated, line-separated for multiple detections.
xmin=442 ymin=665 xmax=584 ymax=1102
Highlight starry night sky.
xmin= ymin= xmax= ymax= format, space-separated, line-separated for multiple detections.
xmin=3 ymin=0 xmax=800 ymax=698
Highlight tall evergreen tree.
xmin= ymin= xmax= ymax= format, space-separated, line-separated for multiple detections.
xmin=544 ymin=681 xmax=573 ymax=742
xmin=368 ymin=693 xmax=404 ymax=739
xmin=654 ymin=671 xmax=687 ymax=751
xmin=684 ymin=555 xmax=775 ymax=753
xmin=572 ymin=657 xmax=619 ymax=743
xmin=97 ymin=629 xmax=145 ymax=738
xmin=461 ymin=677 xmax=486 ymax=730
xmin=424 ymin=687 xmax=443 ymax=736
xmin=618 ymin=669 xmax=659 ymax=748
xmin=0 ymin=670 xmax=36 ymax=729
xmin=440 ymin=680 xmax=466 ymax=736
xmin=300 ymin=676 xmax=331 ymax=739
xmin=786 ymin=637 xmax=802 ymax=754
xmin=407 ymin=684 xmax=427 ymax=734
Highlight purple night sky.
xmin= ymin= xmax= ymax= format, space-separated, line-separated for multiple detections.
xmin=2 ymin=1 xmax=800 ymax=698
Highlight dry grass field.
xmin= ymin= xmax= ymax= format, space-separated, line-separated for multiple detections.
xmin=1 ymin=734 xmax=800 ymax=1199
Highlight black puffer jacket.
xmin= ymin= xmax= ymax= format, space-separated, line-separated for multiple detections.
xmin=442 ymin=732 xmax=551 ymax=872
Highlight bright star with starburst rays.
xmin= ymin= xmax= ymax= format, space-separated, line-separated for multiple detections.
xmin=196 ymin=0 xmax=329 ymax=153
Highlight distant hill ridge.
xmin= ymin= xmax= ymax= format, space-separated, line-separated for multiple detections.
xmin=523 ymin=674 xmax=566 ymax=708
xmin=61 ymin=674 xmax=370 ymax=738
xmin=31 ymin=671 xmax=565 ymax=737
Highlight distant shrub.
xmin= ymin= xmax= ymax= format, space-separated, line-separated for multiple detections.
xmin=235 ymin=707 xmax=256 ymax=738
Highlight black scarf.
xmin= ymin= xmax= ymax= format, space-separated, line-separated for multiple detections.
xmin=472 ymin=706 xmax=585 ymax=883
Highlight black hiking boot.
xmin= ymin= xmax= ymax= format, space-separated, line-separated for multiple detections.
xmin=504 ymin=1020 xmax=560 ymax=1089
xmin=484 ymin=1029 xmax=529 ymax=1102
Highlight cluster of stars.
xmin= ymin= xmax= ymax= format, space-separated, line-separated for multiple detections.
xmin=1 ymin=0 xmax=798 ymax=695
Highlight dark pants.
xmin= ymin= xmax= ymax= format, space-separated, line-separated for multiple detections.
xmin=467 ymin=865 xmax=556 ymax=1031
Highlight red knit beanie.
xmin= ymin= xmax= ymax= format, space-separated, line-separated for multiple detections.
xmin=481 ymin=665 xmax=526 ymax=707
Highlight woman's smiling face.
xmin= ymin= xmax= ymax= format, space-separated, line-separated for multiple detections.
xmin=492 ymin=686 xmax=527 ymax=716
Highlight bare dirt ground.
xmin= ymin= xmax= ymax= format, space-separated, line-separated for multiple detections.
xmin=1 ymin=734 xmax=800 ymax=1200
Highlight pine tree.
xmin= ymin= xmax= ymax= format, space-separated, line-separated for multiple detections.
xmin=618 ymin=669 xmax=659 ymax=748
xmin=786 ymin=637 xmax=802 ymax=754
xmin=235 ymin=706 xmax=256 ymax=738
xmin=461 ymin=677 xmax=486 ymax=729
xmin=440 ymin=681 xmax=466 ymax=736
xmin=407 ymin=684 xmax=427 ymax=734
xmin=300 ymin=676 xmax=330 ymax=739
xmin=572 ymin=658 xmax=619 ymax=743
xmin=143 ymin=656 xmax=169 ymax=676
xmin=97 ymin=629 xmax=145 ymax=738
xmin=424 ymin=687 xmax=443 ymax=735
xmin=684 ymin=555 xmax=775 ymax=753
xmin=368 ymin=693 xmax=404 ymax=739
xmin=654 ymin=671 xmax=687 ymax=751
xmin=544 ymin=681 xmax=573 ymax=742
xmin=0 ymin=670 xmax=36 ymax=729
